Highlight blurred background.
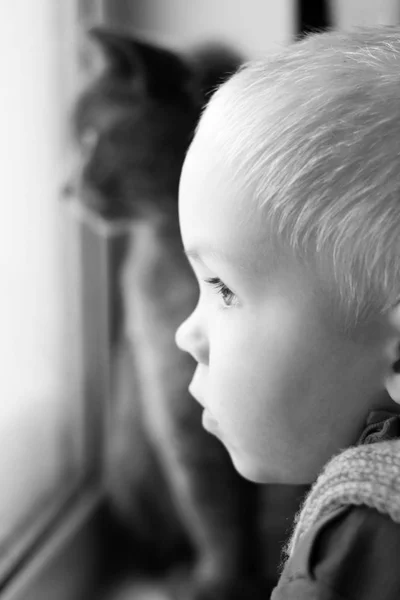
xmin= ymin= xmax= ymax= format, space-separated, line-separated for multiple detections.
xmin=1 ymin=1 xmax=399 ymax=599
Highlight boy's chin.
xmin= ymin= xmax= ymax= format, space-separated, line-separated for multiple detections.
xmin=228 ymin=450 xmax=272 ymax=484
xmin=229 ymin=450 xmax=314 ymax=485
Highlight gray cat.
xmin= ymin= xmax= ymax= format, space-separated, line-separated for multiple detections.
xmin=67 ymin=26 xmax=308 ymax=599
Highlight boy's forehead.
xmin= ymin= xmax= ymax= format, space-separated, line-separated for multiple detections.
xmin=181 ymin=88 xmax=243 ymax=192
xmin=181 ymin=128 xmax=221 ymax=187
xmin=180 ymin=121 xmax=248 ymax=223
xmin=180 ymin=130 xmax=276 ymax=276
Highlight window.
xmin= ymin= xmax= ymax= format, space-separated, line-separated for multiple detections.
xmin=2 ymin=1 xmax=398 ymax=598
xmin=0 ymin=2 xmax=105 ymax=597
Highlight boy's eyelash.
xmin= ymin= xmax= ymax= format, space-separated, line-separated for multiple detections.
xmin=204 ymin=277 xmax=237 ymax=307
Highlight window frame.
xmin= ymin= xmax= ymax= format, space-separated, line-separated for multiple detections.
xmin=0 ymin=1 xmax=126 ymax=596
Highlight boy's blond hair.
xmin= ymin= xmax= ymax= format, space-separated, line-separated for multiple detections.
xmin=198 ymin=28 xmax=400 ymax=332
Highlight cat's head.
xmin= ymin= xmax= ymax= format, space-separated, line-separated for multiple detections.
xmin=66 ymin=26 xmax=243 ymax=222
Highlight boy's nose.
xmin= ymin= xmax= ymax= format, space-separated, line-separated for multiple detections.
xmin=175 ymin=309 xmax=209 ymax=365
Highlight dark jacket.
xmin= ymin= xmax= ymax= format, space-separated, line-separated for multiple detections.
xmin=271 ymin=504 xmax=400 ymax=599
xmin=272 ymin=412 xmax=400 ymax=599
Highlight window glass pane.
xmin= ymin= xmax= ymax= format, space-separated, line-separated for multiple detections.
xmin=0 ymin=0 xmax=86 ymax=569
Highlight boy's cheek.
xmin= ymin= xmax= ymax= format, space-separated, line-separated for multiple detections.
xmin=209 ymin=350 xmax=267 ymax=413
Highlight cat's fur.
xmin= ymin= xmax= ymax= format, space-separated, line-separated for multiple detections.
xmin=68 ymin=27 xmax=307 ymax=599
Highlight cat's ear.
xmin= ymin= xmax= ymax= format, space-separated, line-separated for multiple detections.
xmin=88 ymin=26 xmax=193 ymax=99
xmin=189 ymin=43 xmax=244 ymax=100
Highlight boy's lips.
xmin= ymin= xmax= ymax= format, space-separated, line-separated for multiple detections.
xmin=189 ymin=374 xmax=221 ymax=436
xmin=189 ymin=382 xmax=205 ymax=408
xmin=188 ymin=368 xmax=205 ymax=407
xmin=188 ymin=368 xmax=221 ymax=436
xmin=202 ymin=408 xmax=220 ymax=433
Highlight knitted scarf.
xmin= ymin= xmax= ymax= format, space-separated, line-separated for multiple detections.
xmin=286 ymin=411 xmax=400 ymax=558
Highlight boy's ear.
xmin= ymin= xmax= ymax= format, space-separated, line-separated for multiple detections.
xmin=384 ymin=303 xmax=400 ymax=403
xmin=88 ymin=26 xmax=193 ymax=99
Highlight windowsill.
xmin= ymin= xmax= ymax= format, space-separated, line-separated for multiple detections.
xmin=1 ymin=485 xmax=104 ymax=600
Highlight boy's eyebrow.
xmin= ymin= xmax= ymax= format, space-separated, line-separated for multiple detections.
xmin=184 ymin=247 xmax=224 ymax=263
xmin=183 ymin=248 xmax=220 ymax=263
xmin=183 ymin=247 xmax=246 ymax=270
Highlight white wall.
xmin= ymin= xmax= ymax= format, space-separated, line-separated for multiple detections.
xmin=130 ymin=0 xmax=296 ymax=59
xmin=127 ymin=0 xmax=400 ymax=58
xmin=333 ymin=0 xmax=400 ymax=29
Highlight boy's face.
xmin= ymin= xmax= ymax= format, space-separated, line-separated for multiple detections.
xmin=176 ymin=125 xmax=392 ymax=485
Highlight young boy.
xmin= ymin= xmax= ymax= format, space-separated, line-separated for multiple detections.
xmin=175 ymin=27 xmax=400 ymax=599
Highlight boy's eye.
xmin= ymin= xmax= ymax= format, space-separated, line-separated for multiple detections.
xmin=204 ymin=277 xmax=237 ymax=308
